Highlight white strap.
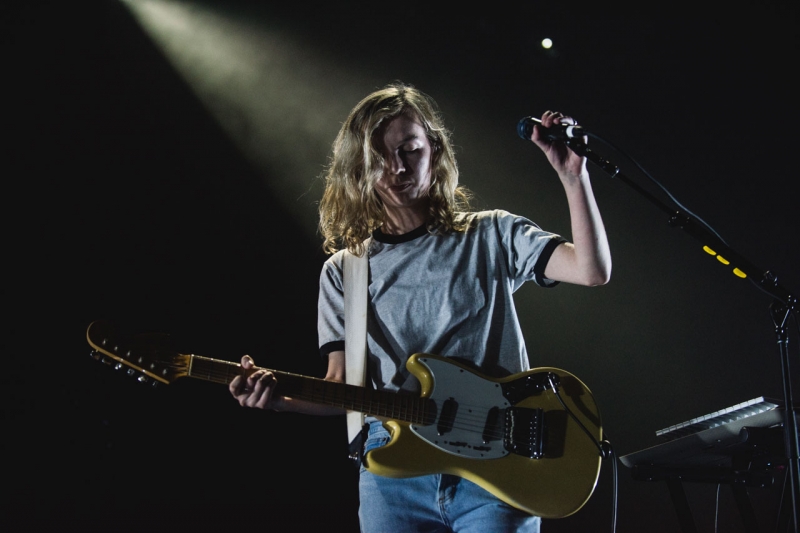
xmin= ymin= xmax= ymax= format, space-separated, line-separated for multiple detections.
xmin=343 ymin=240 xmax=370 ymax=444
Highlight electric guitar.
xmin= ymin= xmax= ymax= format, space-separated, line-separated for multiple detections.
xmin=86 ymin=320 xmax=603 ymax=519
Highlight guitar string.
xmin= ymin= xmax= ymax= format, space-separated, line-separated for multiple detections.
xmin=113 ymin=348 xmax=599 ymax=445
xmin=101 ymin=334 xmax=597 ymax=447
xmin=195 ymin=365 xmax=506 ymax=428
xmin=127 ymin=351 xmax=598 ymax=444
xmin=185 ymin=364 xmax=596 ymax=443
xmin=99 ymin=337 xmax=537 ymax=440
xmin=201 ymin=367 xmax=499 ymax=434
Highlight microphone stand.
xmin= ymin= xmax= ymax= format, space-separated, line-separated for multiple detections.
xmin=565 ymin=138 xmax=800 ymax=532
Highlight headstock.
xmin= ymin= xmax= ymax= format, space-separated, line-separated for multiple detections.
xmin=86 ymin=320 xmax=191 ymax=385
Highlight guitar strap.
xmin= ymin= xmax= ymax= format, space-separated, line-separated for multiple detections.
xmin=343 ymin=239 xmax=370 ymax=447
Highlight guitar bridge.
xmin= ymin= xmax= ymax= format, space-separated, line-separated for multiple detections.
xmin=504 ymin=407 xmax=545 ymax=459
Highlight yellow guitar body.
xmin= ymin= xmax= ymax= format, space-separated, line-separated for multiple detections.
xmin=363 ymin=354 xmax=603 ymax=519
xmin=84 ymin=321 xmax=602 ymax=519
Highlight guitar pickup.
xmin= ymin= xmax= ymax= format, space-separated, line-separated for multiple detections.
xmin=504 ymin=407 xmax=545 ymax=459
xmin=436 ymin=397 xmax=458 ymax=435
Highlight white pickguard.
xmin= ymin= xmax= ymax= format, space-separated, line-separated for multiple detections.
xmin=409 ymin=357 xmax=510 ymax=459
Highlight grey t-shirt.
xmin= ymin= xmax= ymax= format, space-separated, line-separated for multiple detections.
xmin=317 ymin=209 xmax=565 ymax=393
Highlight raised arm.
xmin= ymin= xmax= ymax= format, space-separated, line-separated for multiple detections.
xmin=528 ymin=110 xmax=611 ymax=286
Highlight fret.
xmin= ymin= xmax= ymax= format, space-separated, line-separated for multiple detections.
xmin=183 ymin=355 xmax=432 ymax=423
xmin=343 ymin=382 xmax=355 ymax=411
xmin=396 ymin=392 xmax=404 ymax=420
xmin=182 ymin=358 xmax=431 ymax=422
xmin=86 ymin=322 xmax=430 ymax=426
xmin=189 ymin=356 xmax=240 ymax=385
xmin=350 ymin=384 xmax=362 ymax=409
xmin=298 ymin=376 xmax=325 ymax=405
xmin=400 ymin=397 xmax=407 ymax=422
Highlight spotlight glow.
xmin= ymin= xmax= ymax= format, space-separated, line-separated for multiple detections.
xmin=541 ymin=38 xmax=553 ymax=49
xmin=119 ymin=0 xmax=372 ymax=239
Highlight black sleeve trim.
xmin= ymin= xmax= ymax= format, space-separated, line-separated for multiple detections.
xmin=320 ymin=340 xmax=345 ymax=358
xmin=533 ymin=237 xmax=567 ymax=287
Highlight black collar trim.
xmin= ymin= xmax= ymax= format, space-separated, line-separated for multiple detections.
xmin=372 ymin=224 xmax=428 ymax=244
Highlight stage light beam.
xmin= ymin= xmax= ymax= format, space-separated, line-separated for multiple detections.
xmin=118 ymin=0 xmax=370 ymax=241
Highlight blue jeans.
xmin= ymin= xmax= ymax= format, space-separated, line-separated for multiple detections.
xmin=358 ymin=421 xmax=541 ymax=533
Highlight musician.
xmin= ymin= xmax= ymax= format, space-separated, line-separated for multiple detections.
xmin=230 ymin=82 xmax=611 ymax=532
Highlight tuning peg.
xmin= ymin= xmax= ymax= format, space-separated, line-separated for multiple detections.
xmin=126 ymin=368 xmax=136 ymax=377
xmin=137 ymin=375 xmax=149 ymax=384
xmin=114 ymin=363 xmax=124 ymax=371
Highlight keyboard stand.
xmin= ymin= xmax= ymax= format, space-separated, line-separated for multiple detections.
xmin=631 ymin=463 xmax=771 ymax=533
xmin=621 ymin=422 xmax=794 ymax=533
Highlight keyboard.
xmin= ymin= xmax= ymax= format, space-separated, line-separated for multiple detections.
xmin=655 ymin=396 xmax=781 ymax=441
xmin=619 ymin=397 xmax=788 ymax=469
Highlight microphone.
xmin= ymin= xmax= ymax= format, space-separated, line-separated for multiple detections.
xmin=517 ymin=116 xmax=587 ymax=141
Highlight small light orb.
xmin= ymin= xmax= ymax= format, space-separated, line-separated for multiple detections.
xmin=541 ymin=38 xmax=553 ymax=49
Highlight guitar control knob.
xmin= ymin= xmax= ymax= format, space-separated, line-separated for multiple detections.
xmin=114 ymin=363 xmax=123 ymax=371
xmin=138 ymin=375 xmax=149 ymax=384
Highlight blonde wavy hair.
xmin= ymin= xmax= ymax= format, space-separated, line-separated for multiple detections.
xmin=318 ymin=82 xmax=473 ymax=256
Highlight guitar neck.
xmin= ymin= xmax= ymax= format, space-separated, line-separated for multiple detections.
xmin=188 ymin=355 xmax=433 ymax=424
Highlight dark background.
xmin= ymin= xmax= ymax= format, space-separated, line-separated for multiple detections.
xmin=4 ymin=1 xmax=799 ymax=532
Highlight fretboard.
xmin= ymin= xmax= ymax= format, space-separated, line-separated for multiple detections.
xmin=188 ymin=355 xmax=435 ymax=424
